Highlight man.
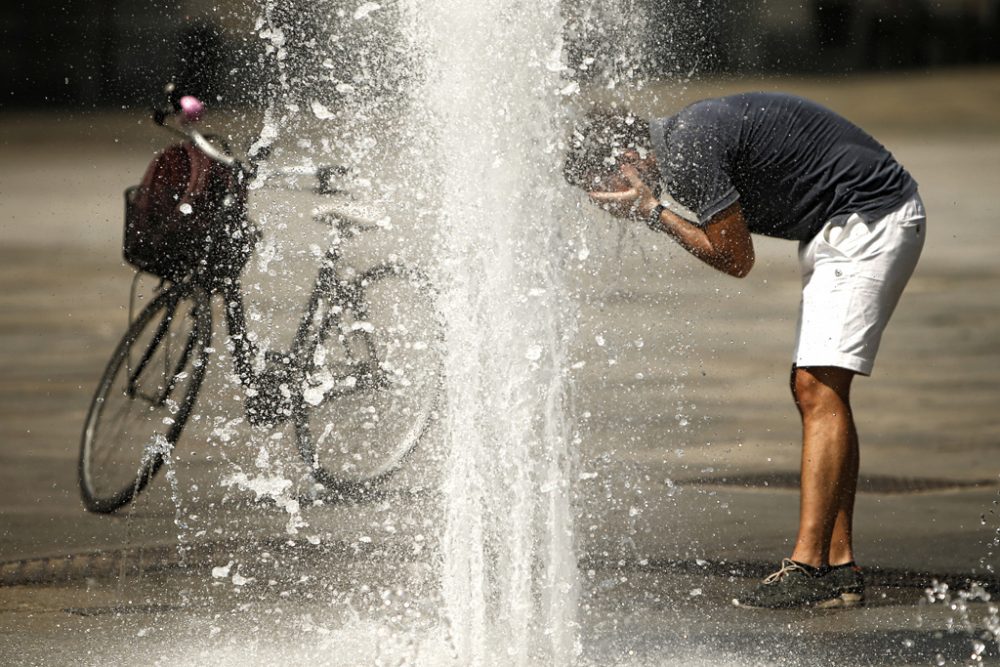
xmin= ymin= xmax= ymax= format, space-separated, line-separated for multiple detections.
xmin=566 ymin=93 xmax=925 ymax=609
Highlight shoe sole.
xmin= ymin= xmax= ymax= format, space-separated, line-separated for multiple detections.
xmin=814 ymin=592 xmax=865 ymax=609
xmin=732 ymin=592 xmax=865 ymax=610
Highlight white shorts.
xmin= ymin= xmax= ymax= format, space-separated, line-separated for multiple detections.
xmin=794 ymin=193 xmax=926 ymax=376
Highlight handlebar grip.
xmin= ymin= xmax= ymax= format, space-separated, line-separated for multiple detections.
xmin=151 ymin=84 xmax=204 ymax=125
xmin=179 ymin=95 xmax=204 ymax=123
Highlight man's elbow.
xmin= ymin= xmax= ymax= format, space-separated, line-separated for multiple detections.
xmin=727 ymin=254 xmax=754 ymax=278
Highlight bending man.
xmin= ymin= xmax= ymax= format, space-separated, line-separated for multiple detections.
xmin=566 ymin=93 xmax=925 ymax=609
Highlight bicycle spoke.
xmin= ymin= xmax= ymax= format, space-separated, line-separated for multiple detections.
xmin=102 ymin=392 xmax=140 ymax=430
xmin=295 ymin=265 xmax=441 ymax=489
xmin=79 ymin=287 xmax=211 ymax=512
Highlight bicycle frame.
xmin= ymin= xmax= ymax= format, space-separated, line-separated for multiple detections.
xmin=152 ymin=90 xmax=384 ymax=429
xmin=80 ymin=88 xmax=439 ymax=513
xmin=216 ymin=233 xmax=387 ymax=428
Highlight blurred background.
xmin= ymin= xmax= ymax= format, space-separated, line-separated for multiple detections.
xmin=2 ymin=2 xmax=1000 ymax=662
xmin=2 ymin=0 xmax=998 ymax=109
xmin=2 ymin=0 xmax=999 ymax=571
xmin=2 ymin=0 xmax=999 ymax=567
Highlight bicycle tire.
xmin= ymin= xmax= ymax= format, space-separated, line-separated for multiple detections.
xmin=79 ymin=283 xmax=212 ymax=513
xmin=295 ymin=263 xmax=442 ymax=494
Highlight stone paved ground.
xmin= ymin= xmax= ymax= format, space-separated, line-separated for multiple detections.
xmin=1 ymin=68 xmax=999 ymax=665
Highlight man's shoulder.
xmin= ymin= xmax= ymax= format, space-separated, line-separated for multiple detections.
xmin=660 ymin=92 xmax=847 ymax=142
xmin=662 ymin=95 xmax=753 ymax=131
xmin=684 ymin=91 xmax=816 ymax=115
xmin=654 ymin=98 xmax=741 ymax=151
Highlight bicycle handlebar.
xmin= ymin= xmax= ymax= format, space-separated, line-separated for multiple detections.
xmin=151 ymin=84 xmax=349 ymax=195
xmin=152 ymin=84 xmax=240 ymax=169
xmin=187 ymin=128 xmax=237 ymax=167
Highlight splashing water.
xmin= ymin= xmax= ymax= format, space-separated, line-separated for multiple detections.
xmin=238 ymin=0 xmax=584 ymax=663
xmin=406 ymin=1 xmax=581 ymax=663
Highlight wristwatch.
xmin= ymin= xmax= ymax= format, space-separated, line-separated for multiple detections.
xmin=646 ymin=203 xmax=666 ymax=232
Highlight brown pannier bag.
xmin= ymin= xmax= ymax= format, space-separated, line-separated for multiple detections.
xmin=123 ymin=141 xmax=256 ymax=284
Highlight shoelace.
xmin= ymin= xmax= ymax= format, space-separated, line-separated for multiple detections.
xmin=762 ymin=558 xmax=808 ymax=584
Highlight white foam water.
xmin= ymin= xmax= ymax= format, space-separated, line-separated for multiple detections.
xmin=406 ymin=0 xmax=581 ymax=664
xmin=205 ymin=1 xmax=584 ymax=663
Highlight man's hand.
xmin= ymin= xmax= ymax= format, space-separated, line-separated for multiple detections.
xmin=583 ymin=159 xmax=754 ymax=278
xmin=587 ymin=164 xmax=659 ymax=221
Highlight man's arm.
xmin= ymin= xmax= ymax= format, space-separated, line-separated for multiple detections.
xmin=653 ymin=201 xmax=755 ymax=278
xmin=588 ymin=164 xmax=755 ymax=278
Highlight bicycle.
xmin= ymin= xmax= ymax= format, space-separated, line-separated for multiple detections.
xmin=79 ymin=90 xmax=443 ymax=513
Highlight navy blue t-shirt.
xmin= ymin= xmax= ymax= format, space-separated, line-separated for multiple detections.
xmin=649 ymin=93 xmax=918 ymax=241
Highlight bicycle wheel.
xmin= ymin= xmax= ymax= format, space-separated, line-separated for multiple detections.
xmin=295 ymin=263 xmax=442 ymax=493
xmin=79 ymin=284 xmax=212 ymax=513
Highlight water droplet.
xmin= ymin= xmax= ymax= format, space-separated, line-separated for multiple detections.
xmin=353 ymin=1 xmax=381 ymax=20
xmin=211 ymin=562 xmax=232 ymax=579
xmin=231 ymin=573 xmax=252 ymax=587
xmin=310 ymin=100 xmax=334 ymax=120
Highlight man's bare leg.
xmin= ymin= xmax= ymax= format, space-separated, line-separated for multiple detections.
xmin=828 ymin=417 xmax=859 ymax=566
xmin=789 ymin=365 xmax=859 ymax=568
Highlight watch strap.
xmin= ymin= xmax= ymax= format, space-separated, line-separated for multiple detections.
xmin=646 ymin=203 xmax=666 ymax=231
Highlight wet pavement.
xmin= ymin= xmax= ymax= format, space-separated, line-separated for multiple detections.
xmin=1 ymin=559 xmax=996 ymax=666
xmin=2 ymin=70 xmax=1000 ymax=665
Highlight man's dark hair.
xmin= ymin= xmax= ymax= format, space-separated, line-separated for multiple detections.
xmin=564 ymin=110 xmax=652 ymax=188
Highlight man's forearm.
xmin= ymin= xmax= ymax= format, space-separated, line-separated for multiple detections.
xmin=650 ymin=206 xmax=754 ymax=278
xmin=585 ymin=162 xmax=754 ymax=277
xmin=651 ymin=207 xmax=715 ymax=258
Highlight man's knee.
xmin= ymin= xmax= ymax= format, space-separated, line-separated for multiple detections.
xmin=793 ymin=366 xmax=855 ymax=417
